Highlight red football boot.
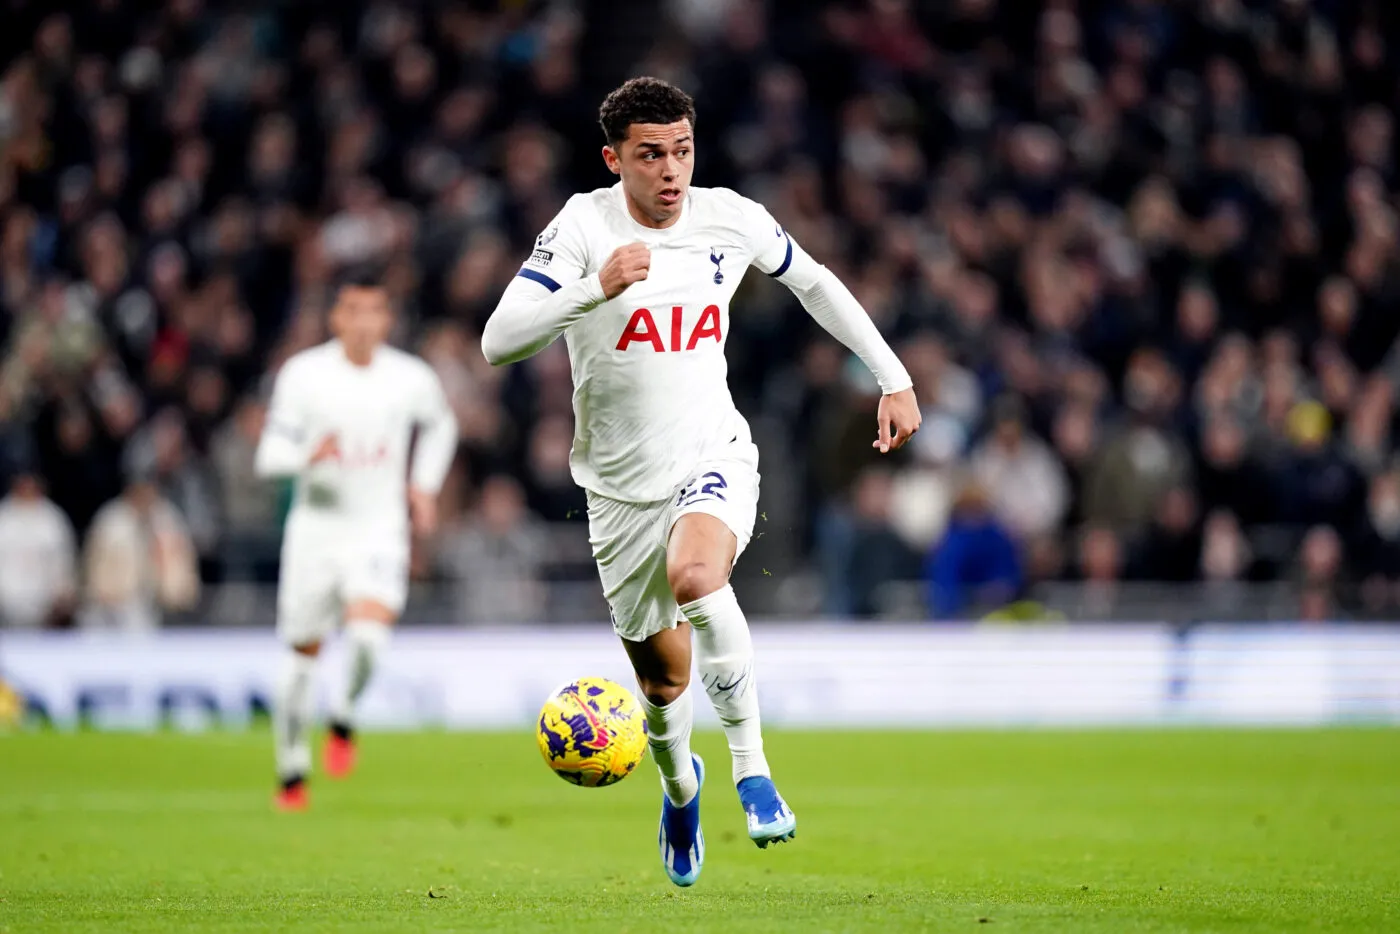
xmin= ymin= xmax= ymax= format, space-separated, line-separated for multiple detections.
xmin=276 ymin=777 xmax=309 ymax=812
xmin=324 ymin=724 xmax=357 ymax=779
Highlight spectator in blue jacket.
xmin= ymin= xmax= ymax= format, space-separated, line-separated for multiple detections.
xmin=926 ymin=483 xmax=1023 ymax=619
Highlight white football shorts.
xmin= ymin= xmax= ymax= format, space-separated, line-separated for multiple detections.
xmin=587 ymin=440 xmax=760 ymax=642
xmin=276 ymin=524 xmax=409 ymax=646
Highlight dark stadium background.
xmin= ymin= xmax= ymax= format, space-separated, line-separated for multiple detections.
xmin=1 ymin=0 xmax=1400 ymax=629
xmin=3 ymin=5 xmax=1400 ymax=932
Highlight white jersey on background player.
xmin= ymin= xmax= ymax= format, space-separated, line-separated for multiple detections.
xmin=482 ymin=77 xmax=920 ymax=886
xmin=255 ymin=273 xmax=457 ymax=810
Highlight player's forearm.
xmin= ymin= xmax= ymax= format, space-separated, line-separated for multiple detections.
xmin=792 ymin=268 xmax=912 ymax=395
xmin=481 ymin=274 xmax=607 ymax=365
xmin=253 ymin=433 xmax=308 ymax=478
xmin=409 ymin=414 xmax=459 ymax=495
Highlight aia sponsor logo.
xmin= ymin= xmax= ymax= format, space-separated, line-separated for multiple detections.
xmin=328 ymin=442 xmax=391 ymax=469
xmin=616 ymin=305 xmax=723 ymax=352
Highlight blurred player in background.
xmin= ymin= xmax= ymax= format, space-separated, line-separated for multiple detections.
xmin=255 ymin=269 xmax=457 ymax=811
xmin=482 ymin=77 xmax=920 ymax=885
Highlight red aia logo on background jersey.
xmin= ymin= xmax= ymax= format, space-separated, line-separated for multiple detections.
xmin=330 ymin=443 xmax=391 ymax=469
xmin=616 ymin=305 xmax=722 ymax=352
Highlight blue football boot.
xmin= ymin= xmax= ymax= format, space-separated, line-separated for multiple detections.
xmin=658 ymin=755 xmax=705 ymax=886
xmin=737 ymin=774 xmax=796 ymax=848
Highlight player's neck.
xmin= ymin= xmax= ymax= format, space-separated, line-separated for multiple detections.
xmin=340 ymin=343 xmax=376 ymax=367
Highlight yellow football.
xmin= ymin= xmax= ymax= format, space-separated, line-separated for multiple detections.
xmin=536 ymin=677 xmax=648 ymax=787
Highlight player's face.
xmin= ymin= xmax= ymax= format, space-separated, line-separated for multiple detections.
xmin=603 ymin=119 xmax=694 ymax=228
xmin=330 ymin=285 xmax=392 ymax=359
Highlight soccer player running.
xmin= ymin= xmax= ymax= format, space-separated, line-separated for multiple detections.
xmin=482 ymin=78 xmax=919 ymax=885
xmin=256 ymin=269 xmax=458 ymax=811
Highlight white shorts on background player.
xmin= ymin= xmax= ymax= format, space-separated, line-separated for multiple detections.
xmin=276 ymin=522 xmax=409 ymax=646
xmin=589 ymin=435 xmax=759 ymax=642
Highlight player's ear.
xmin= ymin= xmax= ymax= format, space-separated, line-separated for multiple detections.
xmin=602 ymin=144 xmax=621 ymax=176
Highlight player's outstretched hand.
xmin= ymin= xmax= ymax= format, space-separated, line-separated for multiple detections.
xmin=873 ymin=388 xmax=921 ymax=454
xmin=409 ymin=486 xmax=438 ymax=538
xmin=308 ymin=434 xmax=341 ymax=464
xmin=599 ymin=242 xmax=651 ymax=299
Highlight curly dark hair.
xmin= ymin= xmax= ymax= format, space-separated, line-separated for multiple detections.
xmin=598 ymin=77 xmax=696 ymax=146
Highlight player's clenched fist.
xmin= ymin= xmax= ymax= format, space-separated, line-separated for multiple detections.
xmin=599 ymin=242 xmax=650 ymax=299
xmin=308 ymin=433 xmax=341 ymax=464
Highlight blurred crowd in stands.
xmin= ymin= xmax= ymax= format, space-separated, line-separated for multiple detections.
xmin=2 ymin=0 xmax=1400 ymax=628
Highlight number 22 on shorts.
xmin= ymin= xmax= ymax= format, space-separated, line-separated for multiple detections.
xmin=677 ymin=471 xmax=727 ymax=507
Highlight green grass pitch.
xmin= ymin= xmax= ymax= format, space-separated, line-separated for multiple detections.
xmin=1 ymin=729 xmax=1397 ymax=932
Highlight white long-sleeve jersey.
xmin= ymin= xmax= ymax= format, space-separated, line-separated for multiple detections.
xmin=482 ymin=183 xmax=912 ymax=503
xmin=255 ymin=340 xmax=457 ymax=541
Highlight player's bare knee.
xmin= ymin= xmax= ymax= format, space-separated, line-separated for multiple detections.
xmin=345 ymin=600 xmax=395 ymax=624
xmin=669 ymin=561 xmax=725 ymax=606
xmin=292 ymin=642 xmax=321 ymax=658
xmin=638 ymin=671 xmax=690 ymax=707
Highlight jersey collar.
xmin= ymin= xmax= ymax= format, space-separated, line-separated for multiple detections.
xmin=615 ymin=182 xmax=691 ymax=241
xmin=331 ymin=338 xmax=380 ymax=369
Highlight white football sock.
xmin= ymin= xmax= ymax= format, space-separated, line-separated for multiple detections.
xmin=332 ymin=619 xmax=392 ymax=729
xmin=682 ymin=583 xmax=771 ymax=784
xmin=640 ymin=687 xmax=699 ymax=807
xmin=274 ymin=650 xmax=318 ymax=781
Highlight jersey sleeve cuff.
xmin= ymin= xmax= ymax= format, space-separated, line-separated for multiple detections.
xmin=579 ymin=273 xmax=606 ymax=307
xmin=879 ymin=374 xmax=915 ymax=395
